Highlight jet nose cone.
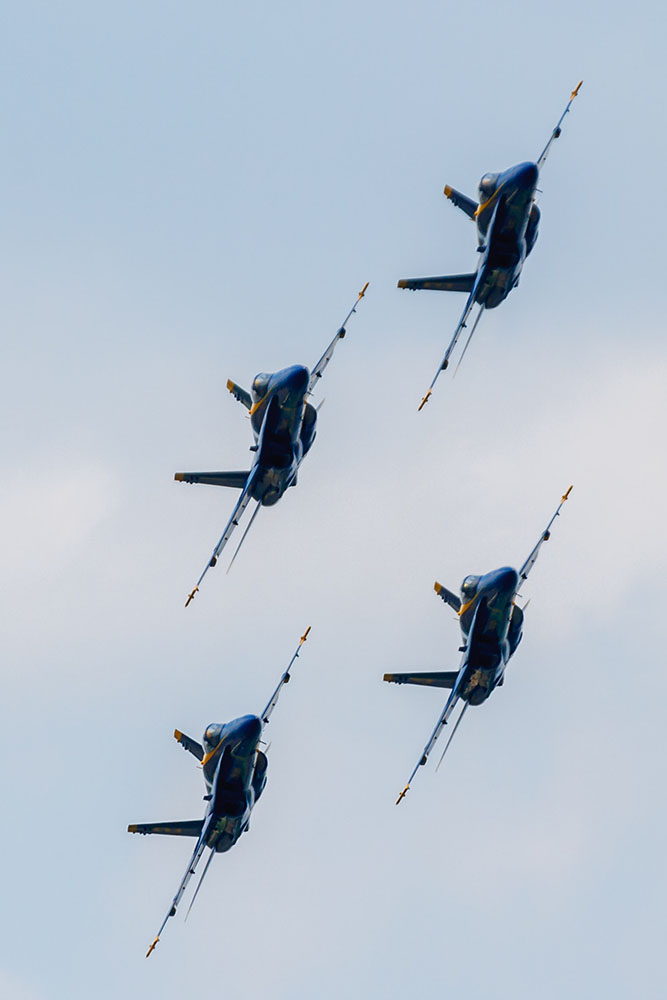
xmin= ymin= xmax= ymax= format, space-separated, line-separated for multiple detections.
xmin=237 ymin=714 xmax=262 ymax=742
xmin=285 ymin=365 xmax=309 ymax=391
xmin=495 ymin=566 xmax=519 ymax=591
xmin=516 ymin=161 xmax=539 ymax=188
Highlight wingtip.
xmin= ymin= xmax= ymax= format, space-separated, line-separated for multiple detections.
xmin=300 ymin=625 xmax=311 ymax=643
xmin=562 ymin=484 xmax=573 ymax=502
xmin=146 ymin=937 xmax=159 ymax=958
xmin=443 ymin=184 xmax=452 ymax=198
xmin=127 ymin=824 xmax=138 ymax=833
xmin=226 ymin=378 xmax=234 ymax=393
xmin=434 ymin=581 xmax=442 ymax=594
xmin=358 ymin=281 xmax=369 ymax=298
xmin=397 ymin=278 xmax=407 ymax=289
xmin=185 ymin=587 xmax=198 ymax=608
xmin=571 ymin=80 xmax=583 ymax=98
xmin=174 ymin=729 xmax=182 ymax=742
xmin=396 ymin=785 xmax=410 ymax=806
xmin=174 ymin=473 xmax=184 ymax=482
xmin=418 ymin=389 xmax=431 ymax=412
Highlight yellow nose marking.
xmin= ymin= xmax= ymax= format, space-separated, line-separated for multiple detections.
xmin=249 ymin=395 xmax=267 ymax=417
xmin=458 ymin=593 xmax=478 ymax=617
xmin=474 ymin=181 xmax=505 ymax=219
xmin=201 ymin=738 xmax=224 ymax=768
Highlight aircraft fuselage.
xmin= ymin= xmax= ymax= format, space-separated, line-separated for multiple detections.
xmin=200 ymin=714 xmax=266 ymax=854
xmin=457 ymin=566 xmax=524 ymax=705
xmin=474 ymin=161 xmax=540 ymax=310
xmin=248 ymin=364 xmax=317 ymax=507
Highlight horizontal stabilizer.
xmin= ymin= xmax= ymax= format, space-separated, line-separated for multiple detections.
xmin=444 ymin=185 xmax=478 ymax=220
xmin=397 ymin=274 xmax=476 ymax=293
xmin=226 ymin=379 xmax=252 ymax=410
xmin=174 ymin=471 xmax=250 ymax=488
xmin=128 ymin=820 xmax=204 ymax=837
xmin=383 ymin=671 xmax=459 ymax=689
xmin=434 ymin=581 xmax=461 ymax=612
xmin=174 ymin=730 xmax=204 ymax=761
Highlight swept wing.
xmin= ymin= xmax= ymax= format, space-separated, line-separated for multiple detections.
xmin=144 ymin=827 xmax=209 ymax=957
xmin=537 ymin=81 xmax=583 ymax=171
xmin=417 ymin=266 xmax=487 ymax=410
xmin=261 ymin=626 xmax=311 ymax=724
xmin=308 ymin=283 xmax=368 ymax=394
xmin=394 ymin=672 xmax=464 ymax=804
xmin=184 ymin=470 xmax=257 ymax=606
xmin=518 ymin=485 xmax=573 ymax=585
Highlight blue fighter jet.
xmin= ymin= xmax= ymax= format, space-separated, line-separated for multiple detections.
xmin=397 ymin=83 xmax=582 ymax=409
xmin=385 ymin=488 xmax=572 ymax=803
xmin=128 ymin=627 xmax=311 ymax=956
xmin=177 ymin=284 xmax=368 ymax=605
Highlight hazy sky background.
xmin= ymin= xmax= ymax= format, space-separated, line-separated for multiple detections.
xmin=1 ymin=1 xmax=665 ymax=997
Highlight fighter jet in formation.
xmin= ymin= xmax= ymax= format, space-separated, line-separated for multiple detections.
xmin=397 ymin=83 xmax=582 ymax=409
xmin=177 ymin=284 xmax=368 ymax=606
xmin=128 ymin=627 xmax=311 ymax=956
xmin=385 ymin=488 xmax=572 ymax=804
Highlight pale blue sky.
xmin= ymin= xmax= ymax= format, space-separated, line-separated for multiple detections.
xmin=1 ymin=2 xmax=665 ymax=998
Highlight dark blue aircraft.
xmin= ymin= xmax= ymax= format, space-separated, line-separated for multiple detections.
xmin=129 ymin=627 xmax=311 ymax=956
xmin=385 ymin=488 xmax=572 ymax=803
xmin=397 ymin=83 xmax=582 ymax=409
xmin=177 ymin=284 xmax=368 ymax=606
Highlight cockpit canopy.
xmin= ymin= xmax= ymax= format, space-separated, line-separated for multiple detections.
xmin=478 ymin=173 xmax=499 ymax=203
xmin=252 ymin=373 xmax=271 ymax=398
xmin=460 ymin=575 xmax=480 ymax=599
xmin=202 ymin=723 xmax=223 ymax=751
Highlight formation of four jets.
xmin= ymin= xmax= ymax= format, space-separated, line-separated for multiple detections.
xmin=129 ymin=82 xmax=582 ymax=954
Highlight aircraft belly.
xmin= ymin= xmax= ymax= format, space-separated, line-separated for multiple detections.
xmin=462 ymin=668 xmax=495 ymax=705
xmin=495 ymin=195 xmax=531 ymax=237
xmin=480 ymin=268 xmax=517 ymax=309
xmin=251 ymin=463 xmax=296 ymax=505
xmin=209 ymin=815 xmax=246 ymax=853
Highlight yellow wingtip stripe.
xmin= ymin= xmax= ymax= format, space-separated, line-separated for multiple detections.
xmin=418 ymin=389 xmax=431 ymax=412
xmin=396 ymin=785 xmax=410 ymax=805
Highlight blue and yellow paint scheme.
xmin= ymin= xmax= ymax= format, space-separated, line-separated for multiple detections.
xmin=128 ymin=628 xmax=310 ymax=956
xmin=176 ymin=284 xmax=368 ymax=605
xmin=386 ymin=488 xmax=572 ymax=803
xmin=397 ymin=83 xmax=582 ymax=408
